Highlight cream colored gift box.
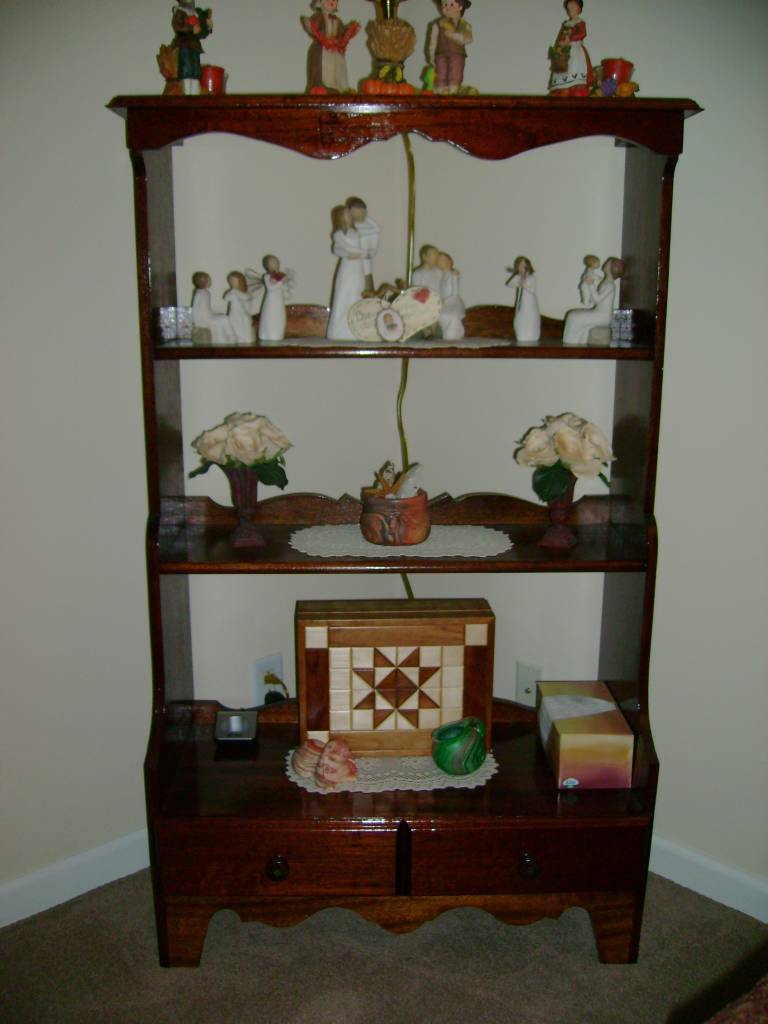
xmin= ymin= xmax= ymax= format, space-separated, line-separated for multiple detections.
xmin=536 ymin=681 xmax=634 ymax=789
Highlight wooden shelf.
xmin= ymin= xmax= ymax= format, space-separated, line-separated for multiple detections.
xmin=108 ymin=93 xmax=701 ymax=159
xmin=154 ymin=494 xmax=651 ymax=574
xmin=156 ymin=703 xmax=655 ymax=824
xmin=155 ymin=338 xmax=654 ymax=361
xmin=154 ymin=306 xmax=655 ymax=360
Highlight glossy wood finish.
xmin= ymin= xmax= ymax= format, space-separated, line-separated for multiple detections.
xmin=153 ymin=492 xmax=651 ymax=574
xmin=108 ymin=94 xmax=700 ymax=160
xmin=110 ymin=94 xmax=699 ymax=967
xmin=155 ymin=303 xmax=654 ymax=359
xmin=152 ymin=707 xmax=655 ymax=965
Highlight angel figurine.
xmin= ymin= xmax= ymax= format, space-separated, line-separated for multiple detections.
xmin=426 ymin=0 xmax=473 ymax=95
xmin=506 ymin=256 xmax=541 ymax=343
xmin=437 ymin=251 xmax=465 ymax=340
xmin=301 ymin=0 xmax=360 ymax=94
xmin=246 ymin=256 xmax=295 ymax=342
xmin=579 ymin=254 xmax=604 ymax=306
xmin=191 ymin=271 xmax=236 ymax=345
xmin=223 ymin=271 xmax=256 ymax=344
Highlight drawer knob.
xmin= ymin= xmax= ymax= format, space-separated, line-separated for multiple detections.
xmin=265 ymin=854 xmax=289 ymax=882
xmin=518 ymin=851 xmax=541 ymax=879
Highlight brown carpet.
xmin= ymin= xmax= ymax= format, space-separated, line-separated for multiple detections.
xmin=0 ymin=871 xmax=766 ymax=1024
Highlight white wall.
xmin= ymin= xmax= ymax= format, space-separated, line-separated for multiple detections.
xmin=0 ymin=0 xmax=765 ymax=903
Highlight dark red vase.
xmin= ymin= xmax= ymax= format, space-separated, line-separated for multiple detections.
xmin=538 ymin=474 xmax=577 ymax=550
xmin=221 ymin=467 xmax=266 ymax=549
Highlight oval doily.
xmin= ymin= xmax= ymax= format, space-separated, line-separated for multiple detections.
xmin=285 ymin=751 xmax=498 ymax=794
xmin=289 ymin=524 xmax=513 ymax=559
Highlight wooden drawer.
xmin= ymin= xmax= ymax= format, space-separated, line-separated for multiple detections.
xmin=156 ymin=821 xmax=397 ymax=898
xmin=410 ymin=824 xmax=649 ymax=896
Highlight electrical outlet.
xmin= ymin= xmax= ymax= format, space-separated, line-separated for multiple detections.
xmin=515 ymin=661 xmax=542 ymax=708
xmin=250 ymin=653 xmax=285 ymax=706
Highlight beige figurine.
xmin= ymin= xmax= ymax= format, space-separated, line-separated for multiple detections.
xmin=223 ymin=271 xmax=255 ymax=344
xmin=412 ymin=244 xmax=444 ymax=293
xmin=191 ymin=271 xmax=236 ymax=345
xmin=564 ymin=257 xmax=625 ymax=344
xmin=437 ymin=252 xmax=465 ymax=340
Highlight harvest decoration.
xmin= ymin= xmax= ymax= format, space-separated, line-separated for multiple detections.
xmin=363 ymin=0 xmax=417 ymax=91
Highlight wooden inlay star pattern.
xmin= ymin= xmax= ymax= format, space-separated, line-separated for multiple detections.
xmin=327 ymin=644 xmax=466 ymax=733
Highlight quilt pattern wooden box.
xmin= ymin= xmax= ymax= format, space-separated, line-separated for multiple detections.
xmin=296 ymin=599 xmax=495 ymax=756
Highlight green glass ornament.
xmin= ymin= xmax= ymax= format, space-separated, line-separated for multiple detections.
xmin=431 ymin=717 xmax=487 ymax=775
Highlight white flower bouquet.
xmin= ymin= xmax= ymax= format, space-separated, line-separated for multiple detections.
xmin=515 ymin=412 xmax=615 ymax=503
xmin=189 ymin=412 xmax=292 ymax=489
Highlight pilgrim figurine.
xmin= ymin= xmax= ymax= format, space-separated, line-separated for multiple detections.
xmin=426 ymin=0 xmax=473 ymax=95
xmin=247 ymin=256 xmax=294 ymax=342
xmin=191 ymin=271 xmax=236 ymax=345
xmin=506 ymin=256 xmax=541 ymax=343
xmin=437 ymin=252 xmax=465 ymax=340
xmin=168 ymin=3 xmax=213 ymax=95
xmin=327 ymin=205 xmax=368 ymax=341
xmin=563 ymin=257 xmax=624 ymax=344
xmin=223 ymin=271 xmax=255 ymax=344
xmin=301 ymin=0 xmax=360 ymax=94
xmin=579 ymin=254 xmax=603 ymax=306
xmin=548 ymin=0 xmax=593 ymax=97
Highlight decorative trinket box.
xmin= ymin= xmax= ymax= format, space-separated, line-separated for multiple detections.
xmin=296 ymin=599 xmax=494 ymax=756
xmin=536 ymin=680 xmax=634 ymax=789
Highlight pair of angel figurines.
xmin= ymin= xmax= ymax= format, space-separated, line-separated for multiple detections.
xmin=191 ymin=258 xmax=295 ymax=345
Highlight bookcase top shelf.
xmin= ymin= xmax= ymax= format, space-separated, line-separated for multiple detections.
xmin=108 ymin=94 xmax=701 ymax=159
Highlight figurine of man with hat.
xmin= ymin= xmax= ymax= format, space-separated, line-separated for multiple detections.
xmin=426 ymin=0 xmax=473 ymax=95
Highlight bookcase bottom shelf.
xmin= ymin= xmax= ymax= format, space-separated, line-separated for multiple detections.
xmin=148 ymin=700 xmax=656 ymax=966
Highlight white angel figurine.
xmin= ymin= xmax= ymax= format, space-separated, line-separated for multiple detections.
xmin=564 ymin=257 xmax=625 ymax=345
xmin=191 ymin=271 xmax=236 ymax=345
xmin=246 ymin=256 xmax=295 ymax=342
xmin=506 ymin=256 xmax=541 ymax=343
xmin=579 ymin=254 xmax=604 ymax=306
xmin=223 ymin=271 xmax=256 ymax=344
xmin=437 ymin=251 xmax=465 ymax=341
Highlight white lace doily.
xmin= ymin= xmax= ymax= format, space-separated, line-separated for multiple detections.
xmin=289 ymin=524 xmax=513 ymax=559
xmin=285 ymin=751 xmax=498 ymax=794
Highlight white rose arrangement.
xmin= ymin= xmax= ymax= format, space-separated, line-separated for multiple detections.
xmin=515 ymin=412 xmax=615 ymax=503
xmin=189 ymin=412 xmax=292 ymax=489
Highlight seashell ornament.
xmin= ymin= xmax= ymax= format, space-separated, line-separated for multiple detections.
xmin=314 ymin=738 xmax=358 ymax=789
xmin=291 ymin=738 xmax=326 ymax=778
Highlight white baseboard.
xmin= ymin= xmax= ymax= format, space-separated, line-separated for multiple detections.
xmin=0 ymin=830 xmax=150 ymax=928
xmin=650 ymin=835 xmax=768 ymax=923
xmin=2 ymin=829 xmax=766 ymax=928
